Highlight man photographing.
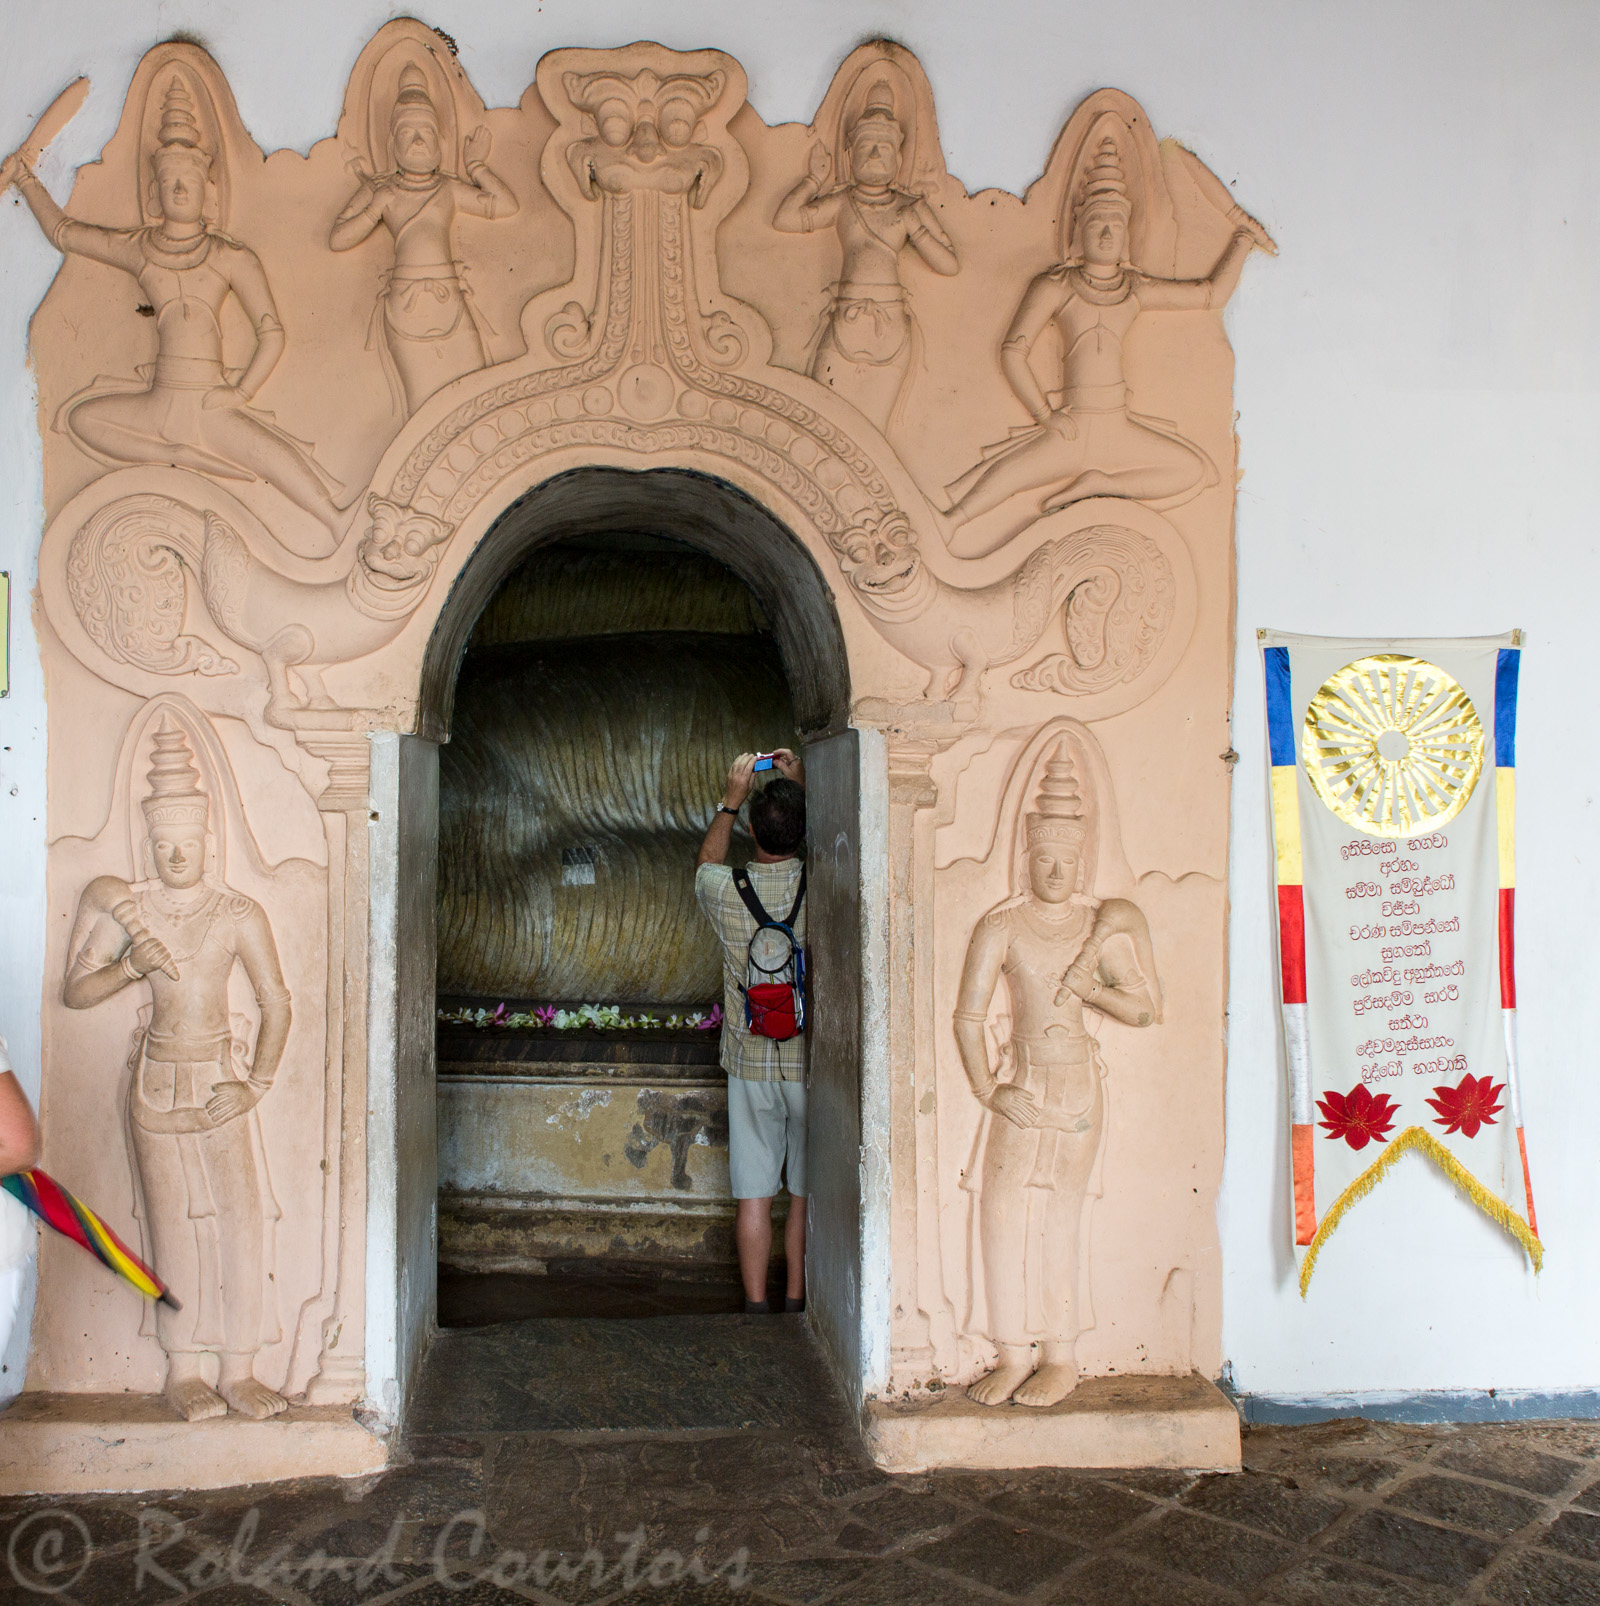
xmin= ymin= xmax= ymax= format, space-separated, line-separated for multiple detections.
xmin=695 ymin=750 xmax=807 ymax=1315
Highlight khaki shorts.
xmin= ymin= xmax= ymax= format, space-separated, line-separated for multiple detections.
xmin=726 ymin=1078 xmax=807 ymax=1199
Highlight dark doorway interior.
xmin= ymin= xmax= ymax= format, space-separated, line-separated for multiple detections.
xmin=434 ymin=531 xmax=802 ymax=1324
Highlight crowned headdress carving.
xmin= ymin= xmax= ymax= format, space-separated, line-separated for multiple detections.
xmin=1077 ymin=136 xmax=1130 ymax=227
xmin=137 ymin=50 xmax=230 ymax=227
xmin=1025 ymin=743 xmax=1088 ymax=849
xmin=847 ymin=81 xmax=902 ymax=146
xmin=141 ymin=716 xmax=210 ymax=830
xmin=155 ymin=76 xmax=211 ymax=164
xmin=390 ymin=63 xmax=438 ymax=130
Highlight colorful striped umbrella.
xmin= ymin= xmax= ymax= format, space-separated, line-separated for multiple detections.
xmin=1 ymin=1168 xmax=179 ymax=1308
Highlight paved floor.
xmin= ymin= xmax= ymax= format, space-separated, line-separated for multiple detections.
xmin=3 ymin=1314 xmax=1598 ymax=1605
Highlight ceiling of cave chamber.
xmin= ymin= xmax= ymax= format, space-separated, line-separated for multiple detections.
xmin=436 ymin=533 xmax=799 ymax=1005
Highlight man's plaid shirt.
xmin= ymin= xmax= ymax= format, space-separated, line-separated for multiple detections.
xmin=694 ymin=858 xmax=807 ymax=1083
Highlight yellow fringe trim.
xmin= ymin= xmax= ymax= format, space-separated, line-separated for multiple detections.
xmin=1299 ymin=1125 xmax=1543 ymax=1297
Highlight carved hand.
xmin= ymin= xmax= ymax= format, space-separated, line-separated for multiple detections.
xmin=1057 ymin=958 xmax=1101 ymax=1006
xmin=205 ymin=1079 xmax=262 ymax=1125
xmin=806 ymin=142 xmax=831 ymax=188
xmin=0 ymin=153 xmax=22 ymax=191
xmin=986 ymin=1083 xmax=1039 ymax=1129
xmin=464 ymin=126 xmax=492 ymax=170
xmin=126 ymin=934 xmax=176 ymax=981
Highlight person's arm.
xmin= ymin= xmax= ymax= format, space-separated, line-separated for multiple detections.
xmin=0 ymin=1071 xmax=39 ymax=1176
xmin=1135 ymin=230 xmax=1255 ymax=312
xmin=206 ymin=903 xmax=292 ymax=1124
xmin=1057 ymin=898 xmax=1160 ymax=1026
xmin=906 ymin=197 xmax=959 ymax=276
xmin=5 ymin=160 xmax=142 ymax=272
xmin=697 ymin=753 xmax=757 ymax=867
xmin=1000 ymin=272 xmax=1068 ymax=424
xmin=773 ymin=146 xmax=841 ymax=234
xmin=455 ymin=127 xmax=519 ymax=219
xmin=206 ymin=246 xmax=284 ymax=408
xmin=61 ymin=876 xmax=171 ymax=1010
xmin=329 ymin=178 xmax=387 ymax=251
xmin=954 ymin=913 xmax=1038 ymax=1128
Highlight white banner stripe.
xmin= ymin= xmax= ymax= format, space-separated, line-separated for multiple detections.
xmin=1284 ymin=1001 xmax=1313 ymax=1123
xmin=1503 ymin=1009 xmax=1525 ymax=1126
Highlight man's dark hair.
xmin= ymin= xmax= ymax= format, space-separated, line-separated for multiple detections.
xmin=748 ymin=777 xmax=806 ymax=856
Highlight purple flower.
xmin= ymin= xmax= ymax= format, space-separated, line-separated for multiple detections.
xmin=694 ymin=1004 xmax=723 ymax=1031
xmin=534 ymin=1005 xmax=557 ymax=1027
xmin=492 ymin=1002 xmax=508 ymax=1025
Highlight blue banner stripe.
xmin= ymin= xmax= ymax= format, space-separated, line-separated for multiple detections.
xmin=1264 ymin=647 xmax=1295 ymax=767
xmin=1495 ymin=648 xmax=1520 ymax=768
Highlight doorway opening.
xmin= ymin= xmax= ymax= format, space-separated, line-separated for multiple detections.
xmin=385 ymin=467 xmax=868 ymax=1427
xmin=434 ymin=529 xmax=802 ymax=1323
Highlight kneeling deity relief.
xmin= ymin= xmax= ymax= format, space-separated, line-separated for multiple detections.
xmin=15 ymin=25 xmax=1267 ymax=1418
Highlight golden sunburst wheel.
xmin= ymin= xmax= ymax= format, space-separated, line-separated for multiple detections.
xmin=1301 ymin=654 xmax=1485 ymax=838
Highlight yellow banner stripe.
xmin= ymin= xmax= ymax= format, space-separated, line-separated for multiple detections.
xmin=1497 ymin=769 xmax=1515 ymax=890
xmin=1271 ymin=765 xmax=1302 ymax=885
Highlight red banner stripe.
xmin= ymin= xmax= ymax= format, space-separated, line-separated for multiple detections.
xmin=1498 ymin=887 xmax=1516 ymax=1009
xmin=1277 ymin=883 xmax=1307 ymax=1004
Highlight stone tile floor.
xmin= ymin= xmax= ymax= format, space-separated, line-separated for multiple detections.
xmin=3 ymin=1316 xmax=1598 ymax=1604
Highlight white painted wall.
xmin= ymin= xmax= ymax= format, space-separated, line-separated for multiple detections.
xmin=1 ymin=0 xmax=1595 ymax=1407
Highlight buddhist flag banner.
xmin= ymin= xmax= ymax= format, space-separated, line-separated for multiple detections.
xmin=1259 ymin=631 xmax=1537 ymax=1293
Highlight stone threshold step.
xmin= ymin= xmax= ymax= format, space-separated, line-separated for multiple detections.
xmin=0 ymin=1395 xmax=386 ymax=1495
xmin=864 ymin=1371 xmax=1241 ymax=1473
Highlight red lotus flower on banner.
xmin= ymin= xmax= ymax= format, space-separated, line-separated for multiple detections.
xmin=1316 ymin=1084 xmax=1399 ymax=1150
xmin=1427 ymin=1073 xmax=1506 ymax=1139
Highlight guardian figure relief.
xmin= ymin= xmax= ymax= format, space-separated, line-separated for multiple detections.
xmin=954 ymin=745 xmax=1160 ymax=1406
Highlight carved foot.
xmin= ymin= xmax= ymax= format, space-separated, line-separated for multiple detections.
xmin=166 ymin=1377 xmax=228 ymax=1422
xmin=966 ymin=1358 xmax=1035 ymax=1407
xmin=219 ymin=1377 xmax=290 ymax=1420
xmin=1012 ymin=1358 xmax=1079 ymax=1408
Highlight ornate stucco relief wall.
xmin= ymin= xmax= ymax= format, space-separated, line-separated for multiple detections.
xmin=13 ymin=20 xmax=1266 ymax=1469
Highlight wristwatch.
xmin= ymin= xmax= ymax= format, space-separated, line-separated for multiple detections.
xmin=717 ymin=804 xmax=740 ymax=816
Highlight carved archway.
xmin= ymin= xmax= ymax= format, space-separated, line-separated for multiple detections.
xmin=417 ymin=466 xmax=852 ymax=741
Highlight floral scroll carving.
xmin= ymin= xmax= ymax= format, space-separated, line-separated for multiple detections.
xmin=67 ymin=497 xmax=240 ymax=678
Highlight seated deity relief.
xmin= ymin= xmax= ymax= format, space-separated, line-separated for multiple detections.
xmin=773 ymin=48 xmax=959 ymax=438
xmin=953 ymin=738 xmax=1160 ymax=1407
xmin=941 ymin=104 xmax=1273 ymax=558
xmin=330 ymin=33 xmax=518 ymax=419
xmin=4 ymin=60 xmax=354 ymax=561
xmin=61 ymin=712 xmax=293 ymax=1422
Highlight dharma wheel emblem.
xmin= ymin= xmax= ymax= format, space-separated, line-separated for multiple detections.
xmin=1301 ymin=654 xmax=1485 ymax=838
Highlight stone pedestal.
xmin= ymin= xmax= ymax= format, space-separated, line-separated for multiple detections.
xmin=862 ymin=1373 xmax=1241 ymax=1473
xmin=0 ymin=1395 xmax=386 ymax=1495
